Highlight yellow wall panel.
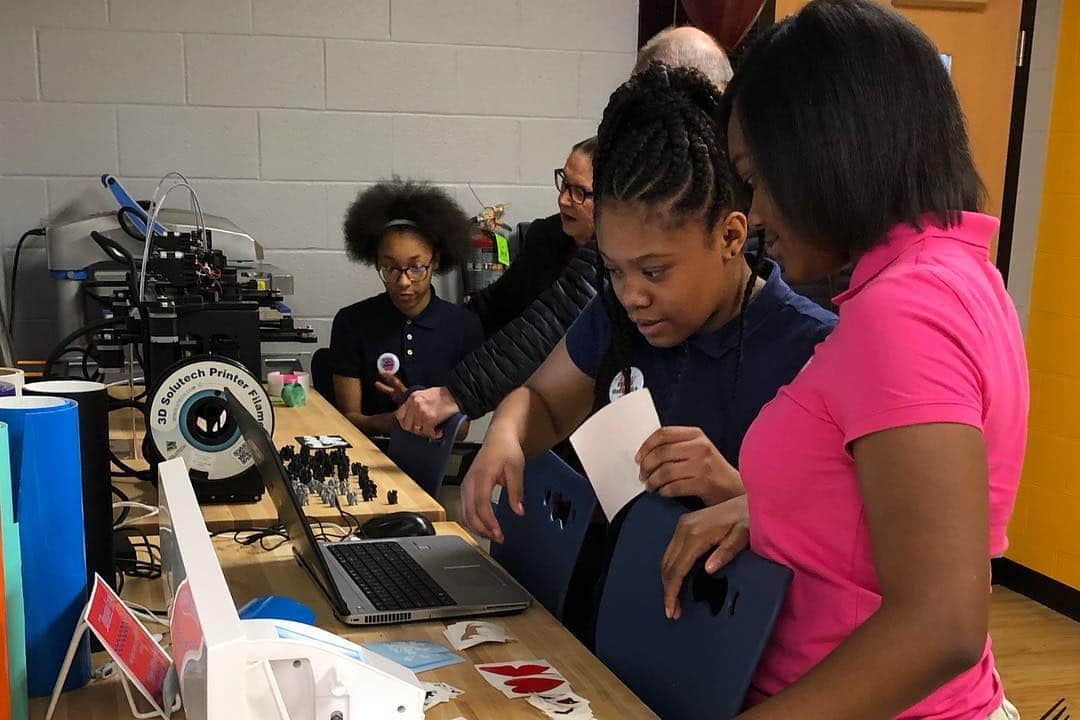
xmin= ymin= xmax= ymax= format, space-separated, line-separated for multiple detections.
xmin=1004 ymin=535 xmax=1057 ymax=579
xmin=1021 ymin=432 xmax=1080 ymax=494
xmin=1057 ymin=552 xmax=1080 ymax=590
xmin=1043 ymin=133 xmax=1071 ymax=195
xmin=1025 ymin=311 xmax=1080 ymax=376
xmin=1026 ymin=373 xmax=1080 ymax=438
xmin=1018 ymin=484 xmax=1074 ymax=549
xmin=1062 ymin=134 xmax=1080 ymax=190
xmin=1033 ymin=194 xmax=1080 ymax=257
xmin=1012 ymin=0 xmax=1080 ymax=589
xmin=1028 ymin=253 xmax=1080 ymax=315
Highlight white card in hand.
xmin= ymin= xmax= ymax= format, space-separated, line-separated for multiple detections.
xmin=570 ymin=387 xmax=660 ymax=520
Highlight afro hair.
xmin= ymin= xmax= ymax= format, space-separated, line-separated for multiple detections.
xmin=342 ymin=177 xmax=471 ymax=273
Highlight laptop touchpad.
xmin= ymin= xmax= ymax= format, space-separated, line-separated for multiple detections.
xmin=444 ymin=563 xmax=508 ymax=588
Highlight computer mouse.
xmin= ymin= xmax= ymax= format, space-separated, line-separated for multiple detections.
xmin=360 ymin=511 xmax=436 ymax=539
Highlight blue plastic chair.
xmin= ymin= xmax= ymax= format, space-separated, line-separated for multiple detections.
xmin=594 ymin=494 xmax=793 ymax=720
xmin=491 ymin=451 xmax=597 ymax=620
xmin=386 ymin=412 xmax=468 ymax=499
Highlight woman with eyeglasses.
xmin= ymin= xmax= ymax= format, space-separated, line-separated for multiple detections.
xmin=465 ymin=136 xmax=598 ymax=337
xmin=391 ymin=137 xmax=601 ymax=438
xmin=329 ymin=179 xmax=484 ymax=438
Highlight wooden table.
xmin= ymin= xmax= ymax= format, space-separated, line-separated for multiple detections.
xmin=110 ymin=389 xmax=445 ymax=531
xmin=31 ymin=523 xmax=657 ymax=720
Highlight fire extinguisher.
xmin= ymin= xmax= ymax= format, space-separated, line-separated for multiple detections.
xmin=465 ymin=203 xmax=512 ymax=298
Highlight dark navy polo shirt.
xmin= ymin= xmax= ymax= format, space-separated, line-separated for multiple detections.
xmin=330 ymin=291 xmax=484 ymax=416
xmin=565 ymin=258 xmax=837 ymax=466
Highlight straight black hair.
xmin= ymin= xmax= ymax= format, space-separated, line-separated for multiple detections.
xmin=592 ymin=61 xmax=762 ymax=409
xmin=723 ymin=0 xmax=986 ymax=256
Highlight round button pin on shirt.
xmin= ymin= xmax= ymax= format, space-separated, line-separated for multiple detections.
xmin=609 ymin=366 xmax=645 ymax=402
xmin=377 ymin=352 xmax=400 ymax=375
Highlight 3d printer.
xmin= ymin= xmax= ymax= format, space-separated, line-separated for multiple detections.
xmin=43 ymin=175 xmax=315 ymax=388
xmin=39 ymin=175 xmax=317 ymax=503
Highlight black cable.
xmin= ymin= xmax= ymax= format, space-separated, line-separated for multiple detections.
xmin=260 ymin=535 xmax=289 ymax=551
xmin=79 ymin=347 xmax=103 ymax=381
xmin=45 ymin=346 xmax=93 ymax=378
xmin=209 ymin=525 xmax=289 ymax=552
xmin=108 ymin=398 xmax=146 ymax=412
xmin=91 ymin=228 xmax=140 ymax=300
xmin=43 ymin=316 xmax=124 ymax=379
xmin=332 ymin=493 xmax=359 ymax=537
xmin=126 ymin=538 xmax=161 ymax=578
xmin=109 ymin=449 xmax=152 ymax=481
xmin=117 ymin=206 xmax=154 ymax=242
xmin=115 ymin=530 xmax=162 ymax=580
xmin=9 ymin=227 xmax=45 ymax=328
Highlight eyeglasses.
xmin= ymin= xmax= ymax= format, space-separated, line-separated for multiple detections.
xmin=379 ymin=262 xmax=432 ymax=284
xmin=554 ymin=168 xmax=594 ymax=205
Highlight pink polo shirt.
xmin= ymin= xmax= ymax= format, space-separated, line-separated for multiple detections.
xmin=740 ymin=213 xmax=1028 ymax=719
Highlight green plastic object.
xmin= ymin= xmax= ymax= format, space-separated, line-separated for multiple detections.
xmin=0 ymin=423 xmax=28 ymax=720
xmin=495 ymin=232 xmax=511 ymax=266
xmin=281 ymin=383 xmax=307 ymax=407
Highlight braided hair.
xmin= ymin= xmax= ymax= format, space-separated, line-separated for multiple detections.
xmin=592 ymin=61 xmax=766 ymax=409
xmin=342 ymin=177 xmax=470 ymax=272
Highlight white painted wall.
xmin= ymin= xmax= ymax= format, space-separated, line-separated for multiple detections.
xmin=0 ymin=0 xmax=638 ymax=361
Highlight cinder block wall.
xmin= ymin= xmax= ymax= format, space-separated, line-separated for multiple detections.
xmin=0 ymin=0 xmax=638 ymax=361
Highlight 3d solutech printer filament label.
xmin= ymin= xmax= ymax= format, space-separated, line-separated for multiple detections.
xmin=147 ymin=357 xmax=272 ymax=480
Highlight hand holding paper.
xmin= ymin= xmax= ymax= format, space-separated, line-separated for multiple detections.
xmin=570 ymin=388 xmax=661 ymax=520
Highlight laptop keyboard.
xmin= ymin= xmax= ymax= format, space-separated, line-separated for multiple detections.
xmin=328 ymin=542 xmax=456 ymax=611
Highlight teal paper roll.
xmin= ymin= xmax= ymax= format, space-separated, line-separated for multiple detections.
xmin=0 ymin=397 xmax=90 ymax=697
xmin=0 ymin=423 xmax=28 ymax=720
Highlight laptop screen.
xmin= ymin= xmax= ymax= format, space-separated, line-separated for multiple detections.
xmin=222 ymin=387 xmax=350 ymax=615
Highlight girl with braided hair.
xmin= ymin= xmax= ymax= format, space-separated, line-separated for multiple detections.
xmin=330 ymin=178 xmax=483 ymax=438
xmin=461 ymin=62 xmax=834 ymax=556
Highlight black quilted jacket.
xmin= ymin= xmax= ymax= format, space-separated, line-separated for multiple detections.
xmin=448 ymin=219 xmax=599 ymax=419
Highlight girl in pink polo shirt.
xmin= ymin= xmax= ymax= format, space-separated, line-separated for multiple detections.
xmin=657 ymin=1 xmax=1028 ymax=718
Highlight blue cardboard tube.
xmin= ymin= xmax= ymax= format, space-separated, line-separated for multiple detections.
xmin=0 ymin=397 xmax=91 ymax=697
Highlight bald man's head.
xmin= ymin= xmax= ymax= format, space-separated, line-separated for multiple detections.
xmin=634 ymin=26 xmax=733 ymax=91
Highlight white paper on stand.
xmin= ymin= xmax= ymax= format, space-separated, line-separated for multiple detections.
xmin=569 ymin=388 xmax=660 ymax=520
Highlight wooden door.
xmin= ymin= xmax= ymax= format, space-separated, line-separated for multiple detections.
xmin=774 ymin=0 xmax=1024 ymax=259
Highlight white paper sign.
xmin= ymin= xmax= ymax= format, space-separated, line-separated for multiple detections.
xmin=569 ymin=388 xmax=660 ymax=520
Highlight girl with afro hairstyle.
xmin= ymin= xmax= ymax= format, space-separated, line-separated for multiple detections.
xmin=329 ymin=178 xmax=483 ymax=438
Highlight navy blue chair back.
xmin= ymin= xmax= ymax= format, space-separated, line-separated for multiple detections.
xmin=594 ymin=494 xmax=792 ymax=720
xmin=491 ymin=451 xmax=597 ymax=619
xmin=310 ymin=347 xmax=335 ymax=405
xmin=386 ymin=413 xmax=468 ymax=499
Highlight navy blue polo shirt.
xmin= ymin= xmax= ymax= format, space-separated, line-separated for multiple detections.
xmin=565 ymin=258 xmax=837 ymax=465
xmin=330 ymin=291 xmax=484 ymax=416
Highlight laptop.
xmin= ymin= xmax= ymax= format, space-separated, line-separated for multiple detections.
xmin=222 ymin=388 xmax=531 ymax=625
